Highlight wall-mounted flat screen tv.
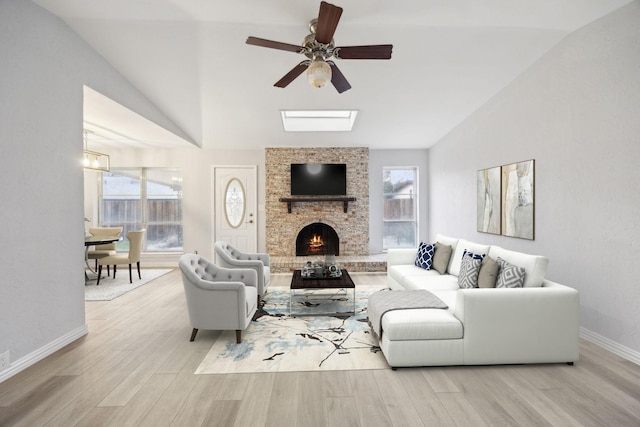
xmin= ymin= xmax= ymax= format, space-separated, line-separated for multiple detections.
xmin=291 ymin=163 xmax=347 ymax=196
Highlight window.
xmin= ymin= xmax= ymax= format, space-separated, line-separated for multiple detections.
xmin=383 ymin=167 xmax=417 ymax=249
xmin=100 ymin=168 xmax=183 ymax=252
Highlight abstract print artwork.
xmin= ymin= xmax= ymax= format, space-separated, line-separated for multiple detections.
xmin=501 ymin=159 xmax=535 ymax=240
xmin=477 ymin=166 xmax=501 ymax=234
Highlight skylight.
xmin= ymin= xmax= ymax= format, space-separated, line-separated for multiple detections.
xmin=280 ymin=110 xmax=358 ymax=132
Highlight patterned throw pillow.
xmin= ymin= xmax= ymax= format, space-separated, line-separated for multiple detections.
xmin=462 ymin=249 xmax=485 ymax=261
xmin=415 ymin=242 xmax=435 ymax=270
xmin=496 ymin=257 xmax=526 ymax=288
xmin=458 ymin=251 xmax=485 ymax=288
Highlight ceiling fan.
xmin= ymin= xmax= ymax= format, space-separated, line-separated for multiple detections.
xmin=246 ymin=1 xmax=393 ymax=93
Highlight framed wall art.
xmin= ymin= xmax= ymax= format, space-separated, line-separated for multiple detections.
xmin=501 ymin=159 xmax=535 ymax=240
xmin=477 ymin=166 xmax=501 ymax=234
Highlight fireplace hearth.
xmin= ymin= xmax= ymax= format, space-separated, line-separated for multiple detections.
xmin=296 ymin=222 xmax=339 ymax=256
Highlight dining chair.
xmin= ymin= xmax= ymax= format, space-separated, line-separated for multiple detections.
xmin=96 ymin=229 xmax=146 ymax=285
xmin=87 ymin=227 xmax=123 ymax=276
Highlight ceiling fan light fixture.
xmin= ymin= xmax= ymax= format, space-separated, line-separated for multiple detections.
xmin=246 ymin=1 xmax=391 ymax=92
xmin=307 ymin=58 xmax=332 ymax=88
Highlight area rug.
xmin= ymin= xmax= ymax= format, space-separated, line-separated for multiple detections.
xmin=84 ymin=269 xmax=173 ymax=301
xmin=195 ymin=287 xmax=390 ymax=374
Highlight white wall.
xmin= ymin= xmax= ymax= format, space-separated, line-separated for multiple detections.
xmin=0 ymin=0 xmax=193 ymax=380
xmin=428 ymin=3 xmax=640 ymax=357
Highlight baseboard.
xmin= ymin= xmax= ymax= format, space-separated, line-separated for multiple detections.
xmin=580 ymin=327 xmax=640 ymax=366
xmin=0 ymin=324 xmax=89 ymax=383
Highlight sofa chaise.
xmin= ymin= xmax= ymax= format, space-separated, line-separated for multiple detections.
xmin=371 ymin=234 xmax=580 ymax=368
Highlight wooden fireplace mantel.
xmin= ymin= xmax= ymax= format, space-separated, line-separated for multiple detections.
xmin=279 ymin=196 xmax=356 ymax=213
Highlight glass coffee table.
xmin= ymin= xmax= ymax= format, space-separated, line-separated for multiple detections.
xmin=289 ymin=269 xmax=356 ymax=316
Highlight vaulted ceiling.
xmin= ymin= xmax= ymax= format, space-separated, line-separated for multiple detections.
xmin=35 ymin=0 xmax=631 ymax=150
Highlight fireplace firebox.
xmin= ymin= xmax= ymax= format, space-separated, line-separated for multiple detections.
xmin=296 ymin=223 xmax=339 ymax=256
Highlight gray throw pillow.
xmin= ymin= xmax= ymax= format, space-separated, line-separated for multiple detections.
xmin=432 ymin=242 xmax=452 ymax=275
xmin=458 ymin=255 xmax=483 ymax=288
xmin=496 ymin=257 xmax=526 ymax=288
xmin=478 ymin=256 xmax=499 ymax=288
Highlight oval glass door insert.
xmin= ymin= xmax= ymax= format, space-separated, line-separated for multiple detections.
xmin=224 ymin=178 xmax=246 ymax=228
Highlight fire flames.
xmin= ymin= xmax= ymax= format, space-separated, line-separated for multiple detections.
xmin=308 ymin=234 xmax=324 ymax=252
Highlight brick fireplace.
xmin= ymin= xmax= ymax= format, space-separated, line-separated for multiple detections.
xmin=265 ymin=147 xmax=369 ymax=259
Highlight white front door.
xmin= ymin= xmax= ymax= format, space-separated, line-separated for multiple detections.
xmin=213 ymin=165 xmax=258 ymax=253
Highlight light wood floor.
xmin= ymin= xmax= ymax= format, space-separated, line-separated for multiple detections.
xmin=1 ymin=270 xmax=640 ymax=426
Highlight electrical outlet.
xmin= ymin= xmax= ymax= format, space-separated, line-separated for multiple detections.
xmin=0 ymin=351 xmax=9 ymax=369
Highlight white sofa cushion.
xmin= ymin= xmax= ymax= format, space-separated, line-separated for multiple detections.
xmin=387 ymin=248 xmax=420 ymax=266
xmin=382 ymin=309 xmax=462 ymax=340
xmin=435 ymin=234 xmax=458 ymax=249
xmin=449 ymin=239 xmax=491 ymax=276
xmin=382 ymin=290 xmax=460 ymax=340
xmin=380 ymin=336 xmax=464 ymax=367
xmin=432 ymin=289 xmax=458 ymax=307
xmin=488 ymin=245 xmax=548 ymax=287
xmin=388 ymin=265 xmax=440 ymax=286
xmin=404 ymin=274 xmax=460 ymax=291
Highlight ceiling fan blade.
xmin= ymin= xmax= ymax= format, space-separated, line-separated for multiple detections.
xmin=334 ymin=45 xmax=393 ymax=60
xmin=329 ymin=62 xmax=351 ymax=93
xmin=246 ymin=36 xmax=304 ymax=53
xmin=274 ymin=62 xmax=309 ymax=88
xmin=315 ymin=1 xmax=343 ymax=45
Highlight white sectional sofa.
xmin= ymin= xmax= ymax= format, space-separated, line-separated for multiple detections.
xmin=375 ymin=234 xmax=580 ymax=368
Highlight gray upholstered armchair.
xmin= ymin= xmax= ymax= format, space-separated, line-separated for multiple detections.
xmin=178 ymin=253 xmax=258 ymax=343
xmin=214 ymin=241 xmax=270 ymax=304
